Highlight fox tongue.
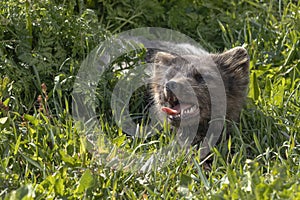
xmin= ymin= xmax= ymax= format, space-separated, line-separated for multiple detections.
xmin=162 ymin=104 xmax=193 ymax=116
xmin=162 ymin=105 xmax=180 ymax=115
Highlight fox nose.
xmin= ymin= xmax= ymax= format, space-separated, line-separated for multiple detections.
xmin=165 ymin=81 xmax=178 ymax=91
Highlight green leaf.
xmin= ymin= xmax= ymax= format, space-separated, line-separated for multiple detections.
xmin=273 ymin=78 xmax=285 ymax=107
xmin=1 ymin=76 xmax=10 ymax=90
xmin=20 ymin=153 xmax=43 ymax=171
xmin=3 ymin=98 xmax=10 ymax=107
xmin=112 ymin=134 xmax=126 ymax=147
xmin=13 ymin=133 xmax=22 ymax=155
xmin=263 ymin=78 xmax=272 ymax=99
xmin=193 ymin=158 xmax=210 ymax=189
xmin=249 ymin=71 xmax=260 ymax=101
xmin=179 ymin=174 xmax=193 ymax=187
xmin=75 ymin=169 xmax=95 ymax=194
xmin=59 ymin=150 xmax=75 ymax=165
xmin=97 ymin=134 xmax=110 ymax=154
xmin=80 ymin=136 xmax=95 ymax=155
xmin=23 ymin=114 xmax=39 ymax=126
xmin=54 ymin=175 xmax=65 ymax=196
xmin=5 ymin=184 xmax=34 ymax=200
xmin=0 ymin=117 xmax=8 ymax=124
xmin=253 ymin=133 xmax=262 ymax=154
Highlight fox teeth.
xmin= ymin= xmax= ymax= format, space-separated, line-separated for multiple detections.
xmin=183 ymin=105 xmax=197 ymax=115
xmin=169 ymin=114 xmax=180 ymax=120
xmin=164 ymin=88 xmax=168 ymax=98
xmin=168 ymin=105 xmax=197 ymax=120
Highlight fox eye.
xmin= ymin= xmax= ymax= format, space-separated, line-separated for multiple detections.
xmin=165 ymin=68 xmax=177 ymax=80
xmin=193 ymin=74 xmax=205 ymax=83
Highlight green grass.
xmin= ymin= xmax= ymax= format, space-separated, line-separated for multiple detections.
xmin=1 ymin=0 xmax=300 ymax=199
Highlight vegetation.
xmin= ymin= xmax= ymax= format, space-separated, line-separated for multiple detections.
xmin=0 ymin=0 xmax=299 ymax=199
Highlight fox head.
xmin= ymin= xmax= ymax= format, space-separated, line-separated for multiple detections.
xmin=151 ymin=47 xmax=249 ymax=130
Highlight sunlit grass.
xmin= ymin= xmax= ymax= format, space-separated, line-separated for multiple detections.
xmin=0 ymin=0 xmax=299 ymax=199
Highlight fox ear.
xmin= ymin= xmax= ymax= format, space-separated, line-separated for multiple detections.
xmin=211 ymin=47 xmax=249 ymax=76
xmin=154 ymin=52 xmax=176 ymax=66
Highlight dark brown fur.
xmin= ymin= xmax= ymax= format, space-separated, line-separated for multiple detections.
xmin=151 ymin=46 xmax=249 ymax=145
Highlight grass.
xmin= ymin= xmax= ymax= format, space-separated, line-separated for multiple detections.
xmin=0 ymin=0 xmax=300 ymax=199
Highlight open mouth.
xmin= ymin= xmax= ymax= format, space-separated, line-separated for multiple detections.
xmin=161 ymin=90 xmax=199 ymax=121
